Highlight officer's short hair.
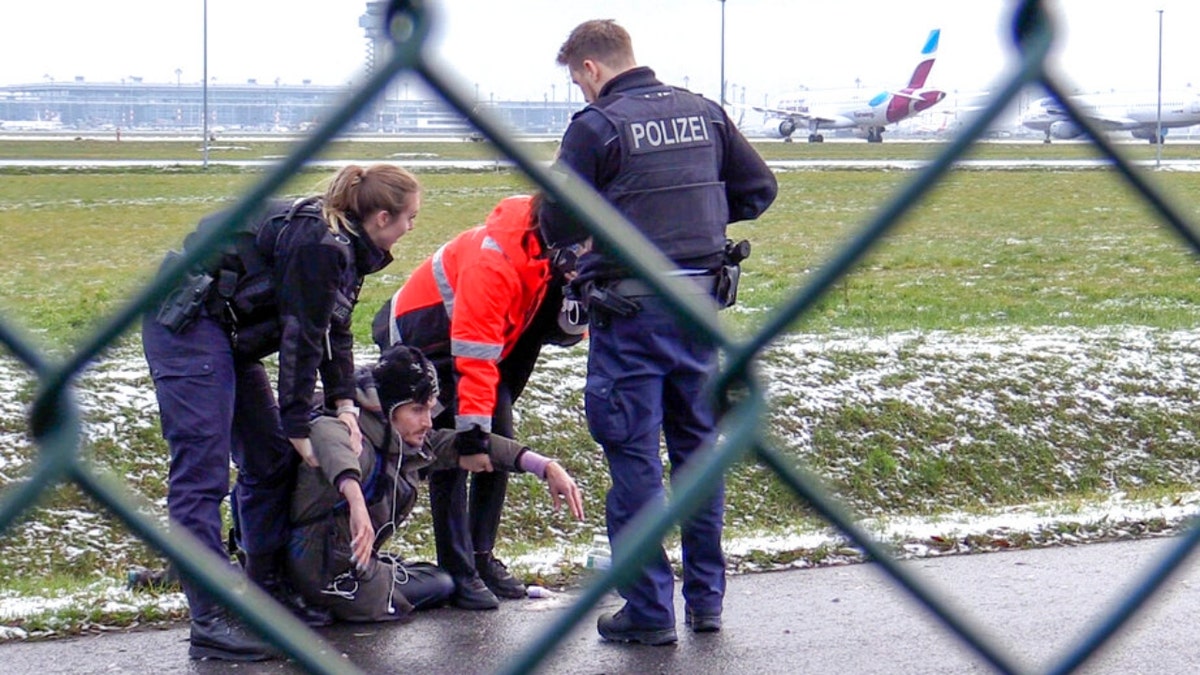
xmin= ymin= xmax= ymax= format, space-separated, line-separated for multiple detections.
xmin=557 ymin=19 xmax=634 ymax=71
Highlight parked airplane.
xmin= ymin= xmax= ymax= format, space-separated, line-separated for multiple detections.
xmin=750 ymin=29 xmax=946 ymax=143
xmin=1022 ymin=90 xmax=1200 ymax=143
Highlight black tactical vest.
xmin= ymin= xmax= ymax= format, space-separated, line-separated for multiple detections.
xmin=591 ymin=86 xmax=729 ymax=264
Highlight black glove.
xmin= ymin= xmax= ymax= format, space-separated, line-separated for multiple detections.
xmin=454 ymin=424 xmax=490 ymax=456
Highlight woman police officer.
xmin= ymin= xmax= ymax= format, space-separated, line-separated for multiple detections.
xmin=141 ymin=163 xmax=420 ymax=661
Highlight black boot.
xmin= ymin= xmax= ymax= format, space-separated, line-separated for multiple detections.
xmin=245 ymin=551 xmax=334 ymax=627
xmin=189 ymin=607 xmax=280 ymax=661
xmin=182 ymin=575 xmax=279 ymax=663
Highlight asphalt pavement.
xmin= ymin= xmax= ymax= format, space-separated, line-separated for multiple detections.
xmin=3 ymin=536 xmax=1200 ymax=674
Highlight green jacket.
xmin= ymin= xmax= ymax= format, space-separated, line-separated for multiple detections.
xmin=286 ymin=399 xmax=530 ymax=621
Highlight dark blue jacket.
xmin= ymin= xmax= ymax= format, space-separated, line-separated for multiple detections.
xmin=201 ymin=198 xmax=392 ymax=438
xmin=540 ymin=67 xmax=777 ymax=280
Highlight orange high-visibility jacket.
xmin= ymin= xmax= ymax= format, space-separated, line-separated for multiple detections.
xmin=384 ymin=195 xmax=551 ymax=433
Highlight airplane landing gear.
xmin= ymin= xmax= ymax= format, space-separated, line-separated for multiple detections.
xmin=807 ymin=133 xmax=824 ymax=143
xmin=866 ymin=127 xmax=884 ymax=143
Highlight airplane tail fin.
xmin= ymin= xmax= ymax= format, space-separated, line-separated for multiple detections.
xmin=906 ymin=28 xmax=940 ymax=89
xmin=722 ymin=100 xmax=747 ymax=128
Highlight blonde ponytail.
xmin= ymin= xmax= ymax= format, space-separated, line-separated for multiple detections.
xmin=322 ymin=164 xmax=421 ymax=235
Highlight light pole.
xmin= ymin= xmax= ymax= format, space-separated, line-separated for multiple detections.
xmin=720 ymin=0 xmax=726 ymax=104
xmin=1156 ymin=9 xmax=1164 ymax=166
xmin=203 ymin=0 xmax=209 ymax=168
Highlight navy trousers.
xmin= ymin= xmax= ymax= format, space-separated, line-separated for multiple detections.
xmin=584 ymin=295 xmax=726 ymax=628
xmin=142 ymin=312 xmax=297 ymax=617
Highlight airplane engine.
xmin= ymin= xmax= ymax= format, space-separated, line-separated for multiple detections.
xmin=1049 ymin=121 xmax=1083 ymax=140
xmin=763 ymin=118 xmax=797 ymax=139
xmin=1130 ymin=127 xmax=1166 ymax=142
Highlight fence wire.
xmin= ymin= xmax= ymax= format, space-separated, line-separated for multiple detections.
xmin=2 ymin=0 xmax=1198 ymax=673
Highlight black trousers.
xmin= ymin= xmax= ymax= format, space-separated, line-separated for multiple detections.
xmin=415 ymin=294 xmax=553 ymax=580
xmin=428 ymin=381 xmax=514 ymax=578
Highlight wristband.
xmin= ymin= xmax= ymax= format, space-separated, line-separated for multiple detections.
xmin=336 ymin=404 xmax=360 ymax=418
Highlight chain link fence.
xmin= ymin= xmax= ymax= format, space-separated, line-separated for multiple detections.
xmin=2 ymin=1 xmax=1197 ymax=672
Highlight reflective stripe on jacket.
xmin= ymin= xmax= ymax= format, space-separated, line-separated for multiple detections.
xmin=387 ymin=195 xmax=551 ymax=433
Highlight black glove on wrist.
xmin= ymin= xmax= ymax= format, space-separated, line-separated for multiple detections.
xmin=454 ymin=424 xmax=490 ymax=456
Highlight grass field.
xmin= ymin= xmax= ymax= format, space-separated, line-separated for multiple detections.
xmin=6 ymin=136 xmax=1200 ymax=163
xmin=3 ymin=148 xmax=1200 ymax=636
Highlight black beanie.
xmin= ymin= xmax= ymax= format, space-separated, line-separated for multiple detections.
xmin=372 ymin=345 xmax=439 ymax=418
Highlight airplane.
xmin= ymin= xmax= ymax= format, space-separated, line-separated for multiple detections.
xmin=1021 ymin=90 xmax=1200 ymax=143
xmin=750 ymin=28 xmax=946 ymax=143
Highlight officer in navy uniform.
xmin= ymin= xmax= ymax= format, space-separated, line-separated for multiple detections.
xmin=142 ymin=164 xmax=420 ymax=661
xmin=539 ymin=19 xmax=777 ymax=646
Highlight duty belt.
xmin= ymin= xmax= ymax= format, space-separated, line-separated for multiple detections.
xmin=608 ymin=273 xmax=718 ymax=298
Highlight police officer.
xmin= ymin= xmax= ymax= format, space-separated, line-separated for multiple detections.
xmin=539 ymin=20 xmax=778 ymax=645
xmin=371 ymin=194 xmax=581 ymax=609
xmin=142 ymin=164 xmax=421 ymax=661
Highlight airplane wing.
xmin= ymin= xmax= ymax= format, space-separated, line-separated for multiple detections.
xmin=752 ymin=104 xmax=805 ymax=117
xmin=752 ymin=105 xmax=840 ymax=125
xmin=1088 ymin=114 xmax=1139 ymax=130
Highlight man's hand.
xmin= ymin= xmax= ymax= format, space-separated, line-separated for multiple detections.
xmin=459 ymin=453 xmax=494 ymax=473
xmin=289 ymin=437 xmax=319 ymax=467
xmin=544 ymin=461 xmax=584 ymax=520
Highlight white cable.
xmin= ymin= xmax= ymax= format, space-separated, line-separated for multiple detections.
xmin=319 ymin=570 xmax=359 ymax=600
xmin=380 ymin=454 xmax=405 ymax=614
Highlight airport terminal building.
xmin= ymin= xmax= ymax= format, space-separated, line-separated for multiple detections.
xmin=0 ymin=1 xmax=579 ymax=137
xmin=0 ymin=78 xmax=578 ymax=137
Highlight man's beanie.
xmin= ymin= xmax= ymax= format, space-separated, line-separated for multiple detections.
xmin=372 ymin=345 xmax=439 ymax=418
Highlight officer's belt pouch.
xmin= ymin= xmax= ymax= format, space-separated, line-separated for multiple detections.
xmin=210 ymin=268 xmax=275 ymax=320
xmin=229 ymin=319 xmax=281 ymax=362
xmin=155 ymin=250 xmax=214 ymax=333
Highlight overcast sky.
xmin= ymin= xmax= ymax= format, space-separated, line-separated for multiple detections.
xmin=1 ymin=1 xmax=1197 ymax=106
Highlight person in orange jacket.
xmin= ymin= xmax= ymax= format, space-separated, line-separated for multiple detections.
xmin=371 ymin=193 xmax=584 ymax=609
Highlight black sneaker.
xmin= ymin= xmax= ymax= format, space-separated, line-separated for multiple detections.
xmin=451 ymin=574 xmax=500 ymax=610
xmin=597 ymin=608 xmax=677 ymax=646
xmin=476 ymin=553 xmax=527 ymax=599
xmin=684 ymin=605 xmax=722 ymax=633
xmin=189 ymin=608 xmax=280 ymax=661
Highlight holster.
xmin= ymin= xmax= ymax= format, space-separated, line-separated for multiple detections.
xmin=155 ymin=250 xmax=214 ymax=333
xmin=716 ymin=238 xmax=751 ymax=309
xmin=582 ymin=283 xmax=641 ymax=328
xmin=716 ymin=263 xmax=741 ymax=309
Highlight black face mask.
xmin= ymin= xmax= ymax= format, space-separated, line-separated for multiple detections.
xmin=550 ymin=243 xmax=587 ymax=277
xmin=549 ymin=247 xmax=577 ymax=276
